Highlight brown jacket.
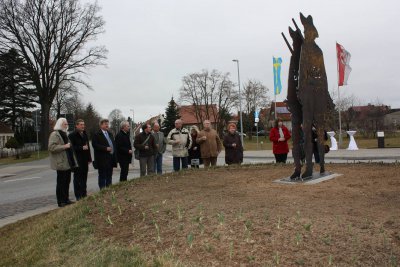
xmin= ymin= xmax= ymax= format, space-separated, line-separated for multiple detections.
xmin=196 ymin=128 xmax=222 ymax=158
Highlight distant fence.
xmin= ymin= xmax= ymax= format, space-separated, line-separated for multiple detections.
xmin=0 ymin=144 xmax=41 ymax=159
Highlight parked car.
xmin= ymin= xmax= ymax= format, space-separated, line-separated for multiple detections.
xmin=238 ymin=132 xmax=247 ymax=137
xmin=256 ymin=130 xmax=269 ymax=136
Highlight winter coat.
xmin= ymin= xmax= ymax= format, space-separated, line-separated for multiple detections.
xmin=68 ymin=130 xmax=92 ymax=166
xmin=196 ymin=128 xmax=222 ymax=158
xmin=134 ymin=132 xmax=156 ymax=157
xmin=223 ymin=132 xmax=243 ymax=164
xmin=115 ymin=130 xmax=133 ymax=164
xmin=167 ymin=128 xmax=192 ymax=157
xmin=269 ymin=126 xmax=291 ymax=154
xmin=49 ymin=131 xmax=78 ymax=171
xmin=92 ymin=129 xmax=118 ymax=169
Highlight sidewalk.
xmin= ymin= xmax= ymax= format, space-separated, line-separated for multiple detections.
xmin=238 ymin=148 xmax=400 ymax=161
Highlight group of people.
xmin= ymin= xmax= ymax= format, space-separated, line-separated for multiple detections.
xmin=48 ymin=117 xmax=244 ymax=207
xmin=168 ymin=119 xmax=245 ymax=170
xmin=49 ymin=115 xmax=331 ymax=207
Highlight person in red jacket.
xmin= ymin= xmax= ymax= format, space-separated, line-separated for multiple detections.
xmin=269 ymin=118 xmax=291 ymax=163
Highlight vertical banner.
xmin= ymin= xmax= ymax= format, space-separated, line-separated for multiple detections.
xmin=336 ymin=43 xmax=352 ymax=86
xmin=273 ymin=57 xmax=282 ymax=95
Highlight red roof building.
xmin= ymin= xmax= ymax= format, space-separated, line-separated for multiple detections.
xmin=268 ymin=102 xmax=292 ymax=130
xmin=179 ymin=104 xmax=218 ymax=128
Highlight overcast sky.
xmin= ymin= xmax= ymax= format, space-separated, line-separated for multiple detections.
xmin=81 ymin=0 xmax=400 ymax=122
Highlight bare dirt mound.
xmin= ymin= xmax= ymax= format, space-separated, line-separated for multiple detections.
xmin=87 ymin=164 xmax=400 ymax=266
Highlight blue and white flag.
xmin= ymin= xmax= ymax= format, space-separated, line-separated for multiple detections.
xmin=273 ymin=57 xmax=282 ymax=95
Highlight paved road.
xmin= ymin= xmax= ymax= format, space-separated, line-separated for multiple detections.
xmin=0 ymin=152 xmax=175 ymax=219
xmin=1 ymin=147 xmax=399 ymax=227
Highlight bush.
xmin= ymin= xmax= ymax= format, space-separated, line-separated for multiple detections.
xmin=5 ymin=137 xmax=20 ymax=149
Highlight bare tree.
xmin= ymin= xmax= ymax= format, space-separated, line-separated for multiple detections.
xmin=51 ymin=81 xmax=79 ymax=119
xmin=329 ymin=89 xmax=360 ymax=131
xmin=242 ymin=79 xmax=270 ymax=136
xmin=108 ymin=109 xmax=125 ymax=135
xmin=243 ymin=79 xmax=270 ymax=114
xmin=0 ymin=0 xmax=107 ymax=149
xmin=179 ymin=69 xmax=238 ymax=135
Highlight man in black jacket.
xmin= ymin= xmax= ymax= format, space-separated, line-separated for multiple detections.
xmin=115 ymin=121 xmax=132 ymax=182
xmin=134 ymin=124 xmax=156 ymax=177
xmin=68 ymin=119 xmax=92 ymax=200
xmin=92 ymin=119 xmax=117 ymax=189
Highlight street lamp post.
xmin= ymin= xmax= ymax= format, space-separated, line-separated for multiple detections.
xmin=130 ymin=109 xmax=135 ymax=165
xmin=232 ymin=59 xmax=244 ymax=147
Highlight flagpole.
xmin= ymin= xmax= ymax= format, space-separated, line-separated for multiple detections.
xmin=273 ymin=56 xmax=277 ymax=120
xmin=336 ymin=42 xmax=343 ymax=149
xmin=338 ymin=85 xmax=342 ymax=149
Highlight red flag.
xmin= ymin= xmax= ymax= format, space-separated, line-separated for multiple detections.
xmin=336 ymin=43 xmax=352 ymax=86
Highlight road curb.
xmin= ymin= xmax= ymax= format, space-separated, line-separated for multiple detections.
xmin=0 ymin=204 xmax=58 ymax=228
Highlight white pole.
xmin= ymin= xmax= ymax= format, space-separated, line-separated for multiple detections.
xmin=337 ymin=85 xmax=342 ymax=149
xmin=130 ymin=109 xmax=135 ymax=166
xmin=233 ymin=59 xmax=244 ymax=148
xmin=256 ymin=122 xmax=259 ymax=149
xmin=336 ymin=42 xmax=342 ymax=149
xmin=35 ymin=110 xmax=39 ymax=158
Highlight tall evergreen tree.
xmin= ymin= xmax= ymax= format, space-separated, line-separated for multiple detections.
xmin=0 ymin=48 xmax=37 ymax=130
xmin=81 ymin=103 xmax=101 ymax=139
xmin=162 ymin=97 xmax=180 ymax=136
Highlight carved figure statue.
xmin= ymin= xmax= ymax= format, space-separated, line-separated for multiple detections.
xmin=284 ymin=25 xmax=303 ymax=179
xmin=282 ymin=13 xmax=334 ymax=179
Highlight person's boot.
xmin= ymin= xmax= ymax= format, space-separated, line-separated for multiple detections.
xmin=320 ymin=164 xmax=325 ymax=174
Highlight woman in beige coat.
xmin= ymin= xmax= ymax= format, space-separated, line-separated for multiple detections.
xmin=48 ymin=118 xmax=78 ymax=207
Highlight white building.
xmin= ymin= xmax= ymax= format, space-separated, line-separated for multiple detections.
xmin=0 ymin=122 xmax=14 ymax=148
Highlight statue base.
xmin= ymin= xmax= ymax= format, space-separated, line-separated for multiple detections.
xmin=274 ymin=172 xmax=342 ymax=185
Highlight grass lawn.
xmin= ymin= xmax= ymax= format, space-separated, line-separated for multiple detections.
xmin=0 ymin=150 xmax=48 ymax=165
xmin=1 ymin=163 xmax=399 ymax=266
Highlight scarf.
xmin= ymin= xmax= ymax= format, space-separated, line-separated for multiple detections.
xmin=279 ymin=127 xmax=284 ymax=139
xmin=58 ymin=130 xmax=76 ymax=169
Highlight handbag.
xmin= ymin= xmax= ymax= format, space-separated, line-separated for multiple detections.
xmin=134 ymin=135 xmax=151 ymax=160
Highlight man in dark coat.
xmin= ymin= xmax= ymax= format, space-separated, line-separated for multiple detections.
xmin=115 ymin=121 xmax=133 ymax=182
xmin=134 ymin=124 xmax=156 ymax=177
xmin=92 ymin=119 xmax=117 ymax=189
xmin=68 ymin=119 xmax=92 ymax=200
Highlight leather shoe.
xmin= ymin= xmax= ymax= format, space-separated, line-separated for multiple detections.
xmin=66 ymin=200 xmax=75 ymax=205
xmin=58 ymin=203 xmax=67 ymax=207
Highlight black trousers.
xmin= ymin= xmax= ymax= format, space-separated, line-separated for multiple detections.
xmin=274 ymin=153 xmax=288 ymax=163
xmin=98 ymin=167 xmax=113 ymax=189
xmin=56 ymin=170 xmax=71 ymax=205
xmin=73 ymin=164 xmax=88 ymax=200
xmin=119 ymin=161 xmax=129 ymax=182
